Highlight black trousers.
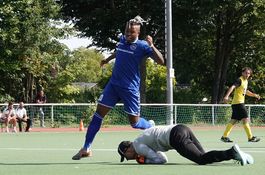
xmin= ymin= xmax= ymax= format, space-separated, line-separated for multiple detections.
xmin=17 ymin=118 xmax=32 ymax=132
xmin=169 ymin=124 xmax=234 ymax=165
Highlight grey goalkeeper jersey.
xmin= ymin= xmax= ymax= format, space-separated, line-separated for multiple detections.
xmin=132 ymin=125 xmax=175 ymax=164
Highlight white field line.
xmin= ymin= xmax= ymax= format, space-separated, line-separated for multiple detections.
xmin=0 ymin=148 xmax=115 ymax=151
xmin=0 ymin=147 xmax=264 ymax=153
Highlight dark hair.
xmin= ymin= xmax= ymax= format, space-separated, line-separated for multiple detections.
xmin=118 ymin=141 xmax=132 ymax=162
xmin=8 ymin=101 xmax=13 ymax=107
xmin=242 ymin=67 xmax=253 ymax=75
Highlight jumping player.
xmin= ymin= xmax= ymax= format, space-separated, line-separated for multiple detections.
xmin=72 ymin=16 xmax=164 ymax=160
xmin=221 ymin=67 xmax=261 ymax=142
xmin=118 ymin=124 xmax=254 ymax=166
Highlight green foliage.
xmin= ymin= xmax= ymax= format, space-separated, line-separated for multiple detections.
xmin=47 ymin=48 xmax=106 ymax=103
xmin=145 ymin=60 xmax=168 ymax=103
xmin=0 ymin=0 xmax=72 ymax=102
xmin=0 ymin=0 xmax=264 ymax=104
xmin=60 ymin=0 xmax=165 ymax=50
xmin=0 ymin=94 xmax=14 ymax=103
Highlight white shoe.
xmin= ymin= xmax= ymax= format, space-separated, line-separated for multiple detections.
xmin=148 ymin=120 xmax=155 ymax=127
xmin=232 ymin=144 xmax=247 ymax=166
xmin=245 ymin=153 xmax=254 ymax=164
xmin=72 ymin=148 xmax=92 ymax=160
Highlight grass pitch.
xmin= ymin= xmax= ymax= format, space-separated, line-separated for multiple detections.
xmin=0 ymin=126 xmax=264 ymax=175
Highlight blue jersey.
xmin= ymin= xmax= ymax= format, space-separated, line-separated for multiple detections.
xmin=110 ymin=36 xmax=153 ymax=90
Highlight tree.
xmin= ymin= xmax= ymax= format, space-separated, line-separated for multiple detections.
xmin=60 ymin=0 xmax=165 ymax=50
xmin=0 ymin=0 xmax=72 ymax=102
xmin=59 ymin=0 xmax=265 ymax=104
xmin=211 ymin=1 xmax=265 ymax=103
xmin=145 ymin=59 xmax=168 ymax=103
xmin=171 ymin=0 xmax=265 ymax=103
xmin=48 ymin=47 xmax=106 ymax=103
xmin=59 ymin=0 xmax=166 ymax=103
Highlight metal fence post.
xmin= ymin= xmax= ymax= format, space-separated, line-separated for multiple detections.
xmin=174 ymin=105 xmax=177 ymax=124
xmin=212 ymin=105 xmax=215 ymax=125
xmin=248 ymin=105 xmax=251 ymax=123
xmin=51 ymin=104 xmax=54 ymax=126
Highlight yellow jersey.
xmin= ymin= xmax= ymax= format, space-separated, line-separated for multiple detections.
xmin=232 ymin=76 xmax=248 ymax=104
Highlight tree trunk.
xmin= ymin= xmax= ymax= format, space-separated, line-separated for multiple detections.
xmin=212 ymin=12 xmax=222 ymax=104
xmin=25 ymin=72 xmax=34 ymax=103
xmin=212 ymin=9 xmax=234 ymax=104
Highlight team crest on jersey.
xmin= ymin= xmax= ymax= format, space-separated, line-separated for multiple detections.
xmin=130 ymin=43 xmax=137 ymax=50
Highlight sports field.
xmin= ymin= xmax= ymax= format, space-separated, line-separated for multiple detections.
xmin=0 ymin=126 xmax=264 ymax=175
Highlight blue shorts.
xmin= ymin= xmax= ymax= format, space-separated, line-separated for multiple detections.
xmin=98 ymin=82 xmax=140 ymax=116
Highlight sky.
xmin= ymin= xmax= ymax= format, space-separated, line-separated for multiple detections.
xmin=59 ymin=36 xmax=91 ymax=50
xmin=59 ymin=36 xmax=111 ymax=57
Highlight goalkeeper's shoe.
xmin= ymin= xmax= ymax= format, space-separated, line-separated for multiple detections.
xmin=232 ymin=144 xmax=248 ymax=166
xmin=245 ymin=153 xmax=254 ymax=164
xmin=72 ymin=148 xmax=92 ymax=160
xmin=248 ymin=136 xmax=260 ymax=142
xmin=221 ymin=136 xmax=233 ymax=143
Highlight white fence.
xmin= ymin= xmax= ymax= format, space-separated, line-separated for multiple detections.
xmin=1 ymin=103 xmax=265 ymax=127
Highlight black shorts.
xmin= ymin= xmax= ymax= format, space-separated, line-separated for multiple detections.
xmin=231 ymin=103 xmax=248 ymax=120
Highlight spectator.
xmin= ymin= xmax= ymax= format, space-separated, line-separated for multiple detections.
xmin=2 ymin=102 xmax=17 ymax=133
xmin=16 ymin=102 xmax=32 ymax=132
xmin=34 ymin=90 xmax=47 ymax=127
xmin=0 ymin=108 xmax=5 ymax=132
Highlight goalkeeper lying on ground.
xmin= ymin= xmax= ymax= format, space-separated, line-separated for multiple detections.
xmin=118 ymin=124 xmax=253 ymax=166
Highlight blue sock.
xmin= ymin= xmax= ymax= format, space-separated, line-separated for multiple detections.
xmin=131 ymin=117 xmax=151 ymax=129
xmin=83 ymin=112 xmax=103 ymax=150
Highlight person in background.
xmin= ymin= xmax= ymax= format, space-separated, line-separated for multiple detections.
xmin=221 ymin=67 xmax=260 ymax=143
xmin=2 ymin=102 xmax=17 ymax=133
xmin=16 ymin=102 xmax=31 ymax=132
xmin=35 ymin=90 xmax=47 ymax=128
xmin=0 ymin=106 xmax=6 ymax=132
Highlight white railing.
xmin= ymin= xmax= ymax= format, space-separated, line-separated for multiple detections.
xmin=1 ymin=103 xmax=264 ymax=126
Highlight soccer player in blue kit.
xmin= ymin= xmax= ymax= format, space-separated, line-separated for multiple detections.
xmin=72 ymin=16 xmax=164 ymax=160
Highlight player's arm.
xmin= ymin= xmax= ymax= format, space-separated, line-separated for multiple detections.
xmin=145 ymin=35 xmax=164 ymax=65
xmin=223 ymin=78 xmax=241 ymax=103
xmin=100 ymin=52 xmax=116 ymax=67
xmin=246 ymin=90 xmax=260 ymax=99
xmin=135 ymin=143 xmax=168 ymax=164
xmin=223 ymin=85 xmax=236 ymax=103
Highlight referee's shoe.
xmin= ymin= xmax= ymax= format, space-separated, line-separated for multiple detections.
xmin=248 ymin=136 xmax=260 ymax=142
xmin=221 ymin=136 xmax=233 ymax=143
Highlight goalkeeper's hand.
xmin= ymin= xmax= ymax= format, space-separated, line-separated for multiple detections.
xmin=136 ymin=155 xmax=145 ymax=164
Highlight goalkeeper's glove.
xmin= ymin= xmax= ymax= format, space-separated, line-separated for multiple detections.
xmin=136 ymin=155 xmax=145 ymax=164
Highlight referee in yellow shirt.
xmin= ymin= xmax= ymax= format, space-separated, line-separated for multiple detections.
xmin=221 ymin=67 xmax=261 ymax=142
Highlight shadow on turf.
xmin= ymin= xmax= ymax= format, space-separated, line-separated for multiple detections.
xmin=0 ymin=162 xmax=111 ymax=166
xmin=119 ymin=162 xmax=237 ymax=166
xmin=0 ymin=162 xmax=185 ymax=166
xmin=0 ymin=162 xmax=238 ymax=167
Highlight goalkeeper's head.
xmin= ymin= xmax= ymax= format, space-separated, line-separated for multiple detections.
xmin=118 ymin=141 xmax=132 ymax=162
